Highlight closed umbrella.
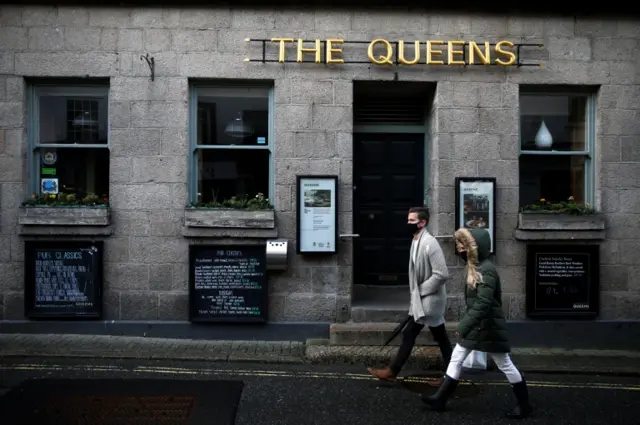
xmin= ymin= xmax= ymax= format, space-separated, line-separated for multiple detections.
xmin=382 ymin=316 xmax=411 ymax=347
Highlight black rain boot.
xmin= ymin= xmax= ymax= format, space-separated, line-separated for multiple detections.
xmin=506 ymin=379 xmax=533 ymax=419
xmin=421 ymin=375 xmax=458 ymax=412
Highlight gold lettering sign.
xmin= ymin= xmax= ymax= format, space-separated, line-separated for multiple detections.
xmin=246 ymin=37 xmax=537 ymax=67
xmin=367 ymin=39 xmax=393 ymax=65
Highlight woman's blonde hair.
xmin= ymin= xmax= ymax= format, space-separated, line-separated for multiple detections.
xmin=454 ymin=228 xmax=483 ymax=289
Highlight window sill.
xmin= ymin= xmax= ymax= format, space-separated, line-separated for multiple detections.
xmin=515 ymin=212 xmax=605 ymax=241
xmin=184 ymin=208 xmax=275 ymax=229
xmin=18 ymin=205 xmax=112 ymax=236
xmin=18 ymin=205 xmax=111 ymax=226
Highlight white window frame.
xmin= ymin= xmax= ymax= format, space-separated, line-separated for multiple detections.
xmin=27 ymin=84 xmax=110 ymax=196
xmin=187 ymin=83 xmax=275 ymax=205
xmin=518 ymin=90 xmax=596 ymax=207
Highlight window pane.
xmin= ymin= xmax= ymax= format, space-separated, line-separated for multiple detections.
xmin=520 ymin=94 xmax=587 ymax=151
xmin=196 ymin=148 xmax=269 ymax=204
xmin=38 ymin=95 xmax=108 ymax=144
xmin=37 ymin=148 xmax=110 ymax=199
xmin=519 ymin=155 xmax=585 ymax=206
xmin=197 ymin=87 xmax=269 ymax=146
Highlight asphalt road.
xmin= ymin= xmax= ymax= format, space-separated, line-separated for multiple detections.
xmin=1 ymin=357 xmax=639 ymax=425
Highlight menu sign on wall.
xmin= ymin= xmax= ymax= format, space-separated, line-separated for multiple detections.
xmin=526 ymin=244 xmax=599 ymax=319
xmin=455 ymin=177 xmax=497 ymax=255
xmin=24 ymin=241 xmax=103 ymax=319
xmin=189 ymin=245 xmax=268 ymax=323
xmin=296 ymin=175 xmax=339 ymax=254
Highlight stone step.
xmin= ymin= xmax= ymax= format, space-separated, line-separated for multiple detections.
xmin=351 ymin=305 xmax=408 ymax=323
xmin=330 ymin=322 xmax=460 ymax=346
xmin=351 ymin=285 xmax=408 ymax=323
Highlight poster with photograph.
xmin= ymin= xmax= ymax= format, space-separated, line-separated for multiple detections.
xmin=296 ymin=176 xmax=338 ymax=254
xmin=455 ymin=177 xmax=496 ymax=255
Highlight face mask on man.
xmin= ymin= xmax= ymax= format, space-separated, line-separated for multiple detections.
xmin=407 ymin=221 xmax=423 ymax=236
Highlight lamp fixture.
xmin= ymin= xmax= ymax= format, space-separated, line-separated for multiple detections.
xmin=224 ymin=113 xmax=254 ymax=139
xmin=72 ymin=111 xmax=98 ymax=127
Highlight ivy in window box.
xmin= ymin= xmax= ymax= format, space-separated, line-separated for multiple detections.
xmin=21 ymin=192 xmax=110 ymax=208
xmin=520 ymin=196 xmax=595 ymax=215
xmin=187 ymin=192 xmax=273 ymax=211
xmin=19 ymin=193 xmax=110 ymax=226
xmin=185 ymin=193 xmax=275 ymax=229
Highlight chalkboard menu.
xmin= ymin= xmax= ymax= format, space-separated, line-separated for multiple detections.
xmin=24 ymin=241 xmax=103 ymax=319
xmin=188 ymin=245 xmax=268 ymax=323
xmin=526 ymin=244 xmax=599 ymax=319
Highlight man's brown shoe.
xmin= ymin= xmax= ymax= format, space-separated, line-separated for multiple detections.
xmin=367 ymin=367 xmax=397 ymax=382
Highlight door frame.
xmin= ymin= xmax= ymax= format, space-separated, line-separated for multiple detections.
xmin=351 ymin=125 xmax=431 ymax=289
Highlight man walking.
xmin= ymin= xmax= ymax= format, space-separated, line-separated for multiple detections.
xmin=368 ymin=206 xmax=453 ymax=386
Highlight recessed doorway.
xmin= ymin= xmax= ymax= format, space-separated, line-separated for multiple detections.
xmin=351 ymin=81 xmax=435 ymax=319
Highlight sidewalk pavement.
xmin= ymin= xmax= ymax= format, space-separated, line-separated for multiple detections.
xmin=1 ymin=333 xmax=639 ymax=376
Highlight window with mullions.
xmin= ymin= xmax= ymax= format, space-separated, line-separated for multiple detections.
xmin=189 ymin=85 xmax=273 ymax=206
xmin=29 ymin=85 xmax=110 ymax=203
xmin=519 ymin=89 xmax=596 ymax=207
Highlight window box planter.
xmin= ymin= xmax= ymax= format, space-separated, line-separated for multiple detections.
xmin=18 ymin=205 xmax=111 ymax=226
xmin=184 ymin=208 xmax=275 ymax=229
xmin=515 ymin=212 xmax=606 ymax=241
xmin=517 ymin=212 xmax=605 ymax=231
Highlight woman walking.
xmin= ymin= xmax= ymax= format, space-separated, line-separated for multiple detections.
xmin=421 ymin=227 xmax=533 ymax=420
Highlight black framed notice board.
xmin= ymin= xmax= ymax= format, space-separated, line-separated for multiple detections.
xmin=526 ymin=244 xmax=599 ymax=319
xmin=454 ymin=177 xmax=497 ymax=255
xmin=24 ymin=240 xmax=104 ymax=320
xmin=189 ymin=245 xmax=268 ymax=323
xmin=296 ymin=175 xmax=339 ymax=254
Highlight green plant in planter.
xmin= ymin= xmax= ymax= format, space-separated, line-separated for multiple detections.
xmin=21 ymin=192 xmax=109 ymax=207
xmin=189 ymin=192 xmax=273 ymax=210
xmin=520 ymin=196 xmax=595 ymax=215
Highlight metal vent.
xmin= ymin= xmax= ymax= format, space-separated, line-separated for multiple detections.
xmin=354 ymin=95 xmax=426 ymax=125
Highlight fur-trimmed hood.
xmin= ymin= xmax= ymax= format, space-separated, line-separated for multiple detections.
xmin=454 ymin=227 xmax=492 ymax=288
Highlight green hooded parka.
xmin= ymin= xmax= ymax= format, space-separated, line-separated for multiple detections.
xmin=457 ymin=228 xmax=511 ymax=353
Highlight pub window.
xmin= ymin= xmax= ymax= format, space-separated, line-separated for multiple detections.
xmin=518 ymin=88 xmax=596 ymax=207
xmin=28 ymin=84 xmax=110 ymax=202
xmin=189 ymin=84 xmax=273 ymax=205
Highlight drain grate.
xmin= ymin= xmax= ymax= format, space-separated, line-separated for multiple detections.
xmin=29 ymin=395 xmax=196 ymax=424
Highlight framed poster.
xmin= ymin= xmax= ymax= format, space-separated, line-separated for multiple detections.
xmin=455 ymin=177 xmax=497 ymax=255
xmin=525 ymin=244 xmax=599 ymax=319
xmin=296 ymin=175 xmax=339 ymax=254
xmin=24 ymin=241 xmax=104 ymax=320
xmin=188 ymin=244 xmax=268 ymax=323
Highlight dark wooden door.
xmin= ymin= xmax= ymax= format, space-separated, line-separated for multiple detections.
xmin=353 ymin=133 xmax=425 ymax=286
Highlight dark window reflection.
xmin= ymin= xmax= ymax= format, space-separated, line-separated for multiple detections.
xmin=519 ymin=155 xmax=585 ymax=205
xmin=197 ymin=88 xmax=269 ymax=147
xmin=520 ymin=94 xmax=587 ymax=152
xmin=196 ymin=149 xmax=269 ymax=203
xmin=38 ymin=96 xmax=108 ymax=145
xmin=38 ymin=148 xmax=110 ymax=198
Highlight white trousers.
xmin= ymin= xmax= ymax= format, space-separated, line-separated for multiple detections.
xmin=445 ymin=343 xmax=523 ymax=384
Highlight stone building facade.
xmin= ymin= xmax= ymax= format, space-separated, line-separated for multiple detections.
xmin=0 ymin=5 xmax=639 ymax=327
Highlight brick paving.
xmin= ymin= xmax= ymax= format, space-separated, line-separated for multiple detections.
xmin=1 ymin=334 xmax=640 ymax=375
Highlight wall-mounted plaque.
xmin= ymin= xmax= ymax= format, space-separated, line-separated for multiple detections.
xmin=296 ymin=175 xmax=339 ymax=254
xmin=24 ymin=241 xmax=103 ymax=319
xmin=455 ymin=177 xmax=497 ymax=255
xmin=189 ymin=245 xmax=268 ymax=323
xmin=526 ymin=244 xmax=599 ymax=319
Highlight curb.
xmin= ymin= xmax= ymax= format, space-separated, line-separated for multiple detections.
xmin=0 ymin=351 xmax=306 ymax=364
xmin=2 ymin=334 xmax=640 ymax=377
xmin=304 ymin=344 xmax=640 ymax=377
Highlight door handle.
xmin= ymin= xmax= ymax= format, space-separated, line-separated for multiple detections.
xmin=339 ymin=233 xmax=360 ymax=238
